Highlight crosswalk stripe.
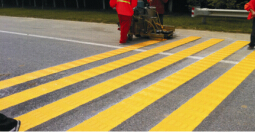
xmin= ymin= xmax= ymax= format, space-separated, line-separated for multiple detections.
xmin=150 ymin=50 xmax=255 ymax=131
xmin=68 ymin=40 xmax=248 ymax=131
xmin=0 ymin=40 xmax=159 ymax=90
xmin=14 ymin=37 xmax=202 ymax=131
xmin=0 ymin=37 xmax=199 ymax=112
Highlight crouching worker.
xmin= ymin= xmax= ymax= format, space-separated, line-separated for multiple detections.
xmin=147 ymin=0 xmax=168 ymax=25
xmin=110 ymin=0 xmax=138 ymax=44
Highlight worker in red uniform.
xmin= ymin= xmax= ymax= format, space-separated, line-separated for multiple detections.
xmin=147 ymin=0 xmax=168 ymax=25
xmin=245 ymin=0 xmax=255 ymax=49
xmin=110 ymin=0 xmax=138 ymax=44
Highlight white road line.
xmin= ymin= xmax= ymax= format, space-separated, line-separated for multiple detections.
xmin=159 ymin=52 xmax=238 ymax=64
xmin=0 ymin=30 xmax=239 ymax=65
xmin=0 ymin=30 xmax=123 ymax=49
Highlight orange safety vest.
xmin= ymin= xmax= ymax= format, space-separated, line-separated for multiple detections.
xmin=110 ymin=0 xmax=138 ymax=16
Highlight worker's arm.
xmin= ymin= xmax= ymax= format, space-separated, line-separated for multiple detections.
xmin=131 ymin=0 xmax=138 ymax=8
xmin=247 ymin=0 xmax=255 ymax=16
xmin=247 ymin=0 xmax=255 ymax=11
xmin=109 ymin=0 xmax=117 ymax=8
xmin=250 ymin=9 xmax=255 ymax=17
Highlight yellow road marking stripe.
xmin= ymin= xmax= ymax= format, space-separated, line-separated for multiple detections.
xmin=15 ymin=37 xmax=201 ymax=131
xmin=65 ymin=38 xmax=223 ymax=131
xmin=0 ymin=37 xmax=199 ymax=112
xmin=0 ymin=40 xmax=158 ymax=90
xmin=69 ymin=40 xmax=248 ymax=131
xmin=150 ymin=51 xmax=255 ymax=131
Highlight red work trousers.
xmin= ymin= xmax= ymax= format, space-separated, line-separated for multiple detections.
xmin=118 ymin=14 xmax=132 ymax=43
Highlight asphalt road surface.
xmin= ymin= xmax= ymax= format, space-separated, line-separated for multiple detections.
xmin=0 ymin=16 xmax=255 ymax=131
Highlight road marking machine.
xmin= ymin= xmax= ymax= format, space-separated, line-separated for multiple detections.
xmin=118 ymin=0 xmax=175 ymax=40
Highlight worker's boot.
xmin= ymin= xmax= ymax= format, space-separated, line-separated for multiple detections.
xmin=248 ymin=34 xmax=255 ymax=50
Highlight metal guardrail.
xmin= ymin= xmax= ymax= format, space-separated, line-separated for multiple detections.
xmin=192 ymin=7 xmax=249 ymax=24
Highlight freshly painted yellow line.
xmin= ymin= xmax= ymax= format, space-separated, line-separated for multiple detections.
xmin=150 ymin=51 xmax=255 ymax=131
xmin=66 ymin=38 xmax=223 ymax=131
xmin=69 ymin=40 xmax=248 ymax=131
xmin=0 ymin=40 xmax=158 ymax=90
xmin=14 ymin=37 xmax=201 ymax=131
xmin=0 ymin=37 xmax=200 ymax=112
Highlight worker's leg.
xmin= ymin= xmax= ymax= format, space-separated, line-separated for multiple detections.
xmin=249 ymin=18 xmax=255 ymax=48
xmin=118 ymin=14 xmax=132 ymax=43
xmin=159 ymin=14 xmax=164 ymax=25
xmin=0 ymin=113 xmax=20 ymax=131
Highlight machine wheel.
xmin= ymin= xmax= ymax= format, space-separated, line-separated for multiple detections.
xmin=128 ymin=34 xmax=133 ymax=41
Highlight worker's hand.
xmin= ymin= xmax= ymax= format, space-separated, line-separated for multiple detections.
xmin=250 ymin=9 xmax=255 ymax=17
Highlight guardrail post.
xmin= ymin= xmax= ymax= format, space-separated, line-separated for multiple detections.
xmin=63 ymin=0 xmax=66 ymax=8
xmin=42 ymin=0 xmax=44 ymax=9
xmin=34 ymin=0 xmax=36 ymax=7
xmin=22 ymin=0 xmax=24 ymax=7
xmin=1 ymin=0 xmax=3 ymax=7
xmin=76 ymin=0 xmax=79 ymax=9
xmin=202 ymin=17 xmax=206 ymax=24
xmin=83 ymin=0 xmax=86 ymax=8
xmin=53 ymin=0 xmax=56 ymax=8
xmin=103 ymin=0 xmax=105 ymax=10
xmin=168 ymin=0 xmax=173 ymax=12
xmin=16 ymin=0 xmax=19 ymax=6
xmin=29 ymin=0 xmax=31 ymax=6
